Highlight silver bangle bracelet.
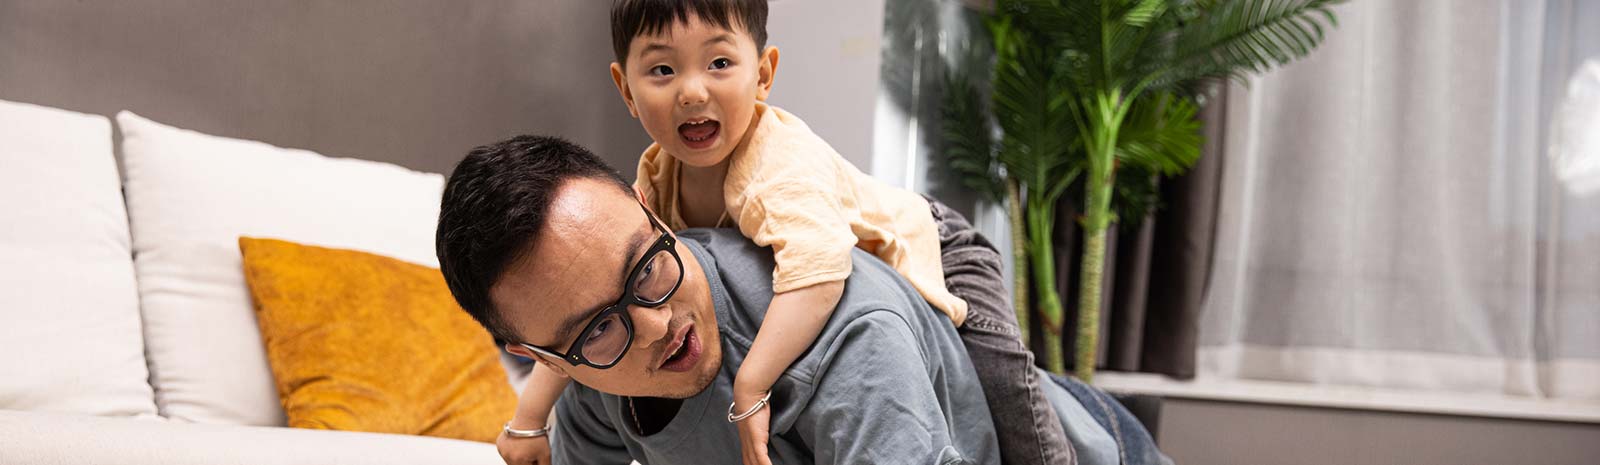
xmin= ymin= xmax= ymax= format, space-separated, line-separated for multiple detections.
xmin=727 ymin=391 xmax=773 ymax=423
xmin=503 ymin=422 xmax=553 ymax=438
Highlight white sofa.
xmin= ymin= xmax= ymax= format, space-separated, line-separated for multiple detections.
xmin=0 ymin=99 xmax=505 ymax=464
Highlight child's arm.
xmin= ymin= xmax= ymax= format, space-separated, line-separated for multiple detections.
xmin=511 ymin=364 xmax=568 ymax=428
xmin=734 ymin=279 xmax=845 ymax=402
xmin=731 ymin=279 xmax=845 ymax=465
xmin=498 ymin=365 xmax=569 ymax=465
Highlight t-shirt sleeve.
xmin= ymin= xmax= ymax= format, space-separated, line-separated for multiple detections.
xmin=734 ymin=181 xmax=857 ymax=293
xmin=793 ymin=311 xmax=974 ymax=464
xmin=549 ymin=388 xmax=633 ymax=465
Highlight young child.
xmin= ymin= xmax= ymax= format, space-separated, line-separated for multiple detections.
xmin=498 ymin=1 xmax=1073 ymax=464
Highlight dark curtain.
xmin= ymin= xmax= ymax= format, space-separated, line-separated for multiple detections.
xmin=1027 ymin=93 xmax=1229 ymax=380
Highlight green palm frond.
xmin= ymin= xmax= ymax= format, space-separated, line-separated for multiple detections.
xmin=1106 ymin=92 xmax=1201 ymax=226
xmin=1147 ymin=0 xmax=1344 ymax=90
xmin=1105 ymin=0 xmax=1172 ymax=87
xmin=944 ymin=0 xmax=1339 ymax=378
xmin=1001 ymin=0 xmax=1100 ymax=86
xmin=1115 ymin=92 xmax=1203 ymax=176
xmin=989 ymin=15 xmax=1083 ymax=195
xmin=1111 ymin=165 xmax=1161 ymax=227
xmin=939 ymin=67 xmax=1004 ymax=203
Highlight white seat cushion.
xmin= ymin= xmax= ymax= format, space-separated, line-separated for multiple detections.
xmin=0 ymin=99 xmax=157 ymax=417
xmin=0 ymin=410 xmax=501 ymax=465
xmin=117 ymin=111 xmax=445 ymax=425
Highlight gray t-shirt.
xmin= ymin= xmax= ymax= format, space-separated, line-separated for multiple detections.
xmin=550 ymin=228 xmax=999 ymax=465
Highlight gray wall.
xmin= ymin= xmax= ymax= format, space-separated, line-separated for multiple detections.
xmin=765 ymin=0 xmax=885 ymax=169
xmin=0 ymin=1 xmax=887 ymax=178
xmin=0 ymin=0 xmax=651 ymax=176
xmin=1158 ymin=398 xmax=1600 ymax=465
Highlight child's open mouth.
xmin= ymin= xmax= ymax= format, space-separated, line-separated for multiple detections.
xmin=678 ymin=119 xmax=720 ymax=150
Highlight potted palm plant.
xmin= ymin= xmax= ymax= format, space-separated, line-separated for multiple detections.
xmin=941 ymin=0 xmax=1341 ymax=380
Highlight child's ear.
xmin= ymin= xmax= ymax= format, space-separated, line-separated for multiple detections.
xmin=506 ymin=344 xmax=572 ymax=378
xmin=610 ymin=62 xmax=640 ymax=118
xmin=756 ymin=46 xmax=780 ymax=101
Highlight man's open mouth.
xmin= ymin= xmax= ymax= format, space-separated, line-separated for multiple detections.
xmin=658 ymin=322 xmax=701 ymax=372
xmin=678 ymin=118 xmax=720 ymax=150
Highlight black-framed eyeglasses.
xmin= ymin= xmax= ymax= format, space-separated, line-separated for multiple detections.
xmin=519 ymin=202 xmax=683 ymax=369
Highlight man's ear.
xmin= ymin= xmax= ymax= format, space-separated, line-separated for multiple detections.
xmin=611 ymin=62 xmax=639 ymax=118
xmin=506 ymin=343 xmax=571 ymax=378
xmin=756 ymin=45 xmax=780 ymax=101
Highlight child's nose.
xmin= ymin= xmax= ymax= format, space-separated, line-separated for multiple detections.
xmin=678 ymin=77 xmax=708 ymax=107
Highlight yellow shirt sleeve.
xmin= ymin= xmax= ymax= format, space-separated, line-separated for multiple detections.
xmin=734 ymin=180 xmax=857 ymax=294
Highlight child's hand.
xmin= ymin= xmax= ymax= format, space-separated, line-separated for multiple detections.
xmin=731 ymin=386 xmax=774 ymax=465
xmin=496 ymin=426 xmax=552 ymax=465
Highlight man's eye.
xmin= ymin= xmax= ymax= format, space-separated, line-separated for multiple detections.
xmin=649 ymin=65 xmax=674 ymax=76
xmin=709 ymin=58 xmax=731 ymax=70
xmin=635 ymin=261 xmax=655 ymax=287
xmin=588 ymin=320 xmax=611 ymax=340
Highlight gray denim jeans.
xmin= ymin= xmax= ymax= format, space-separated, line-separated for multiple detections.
xmin=1050 ymin=373 xmax=1172 ymax=465
xmin=929 ymin=198 xmax=1076 ymax=465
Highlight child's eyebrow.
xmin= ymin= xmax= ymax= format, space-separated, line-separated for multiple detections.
xmin=703 ymin=34 xmax=735 ymax=47
xmin=640 ymin=33 xmax=735 ymax=57
xmin=641 ymin=42 xmax=674 ymax=56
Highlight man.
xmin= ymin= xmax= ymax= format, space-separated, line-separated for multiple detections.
xmin=435 ymin=135 xmax=1165 ymax=465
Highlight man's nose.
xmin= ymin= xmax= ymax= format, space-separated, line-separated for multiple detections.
xmin=678 ymin=75 xmax=708 ymax=107
xmin=629 ymin=303 xmax=674 ymax=345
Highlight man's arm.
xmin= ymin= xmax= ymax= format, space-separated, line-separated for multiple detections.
xmin=792 ymin=310 xmax=989 ymax=465
xmin=549 ymin=386 xmax=634 ymax=465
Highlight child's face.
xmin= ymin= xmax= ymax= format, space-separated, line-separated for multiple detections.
xmin=610 ymin=15 xmax=778 ymax=168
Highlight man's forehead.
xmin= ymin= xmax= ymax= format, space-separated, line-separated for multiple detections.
xmin=493 ymin=179 xmax=650 ymax=342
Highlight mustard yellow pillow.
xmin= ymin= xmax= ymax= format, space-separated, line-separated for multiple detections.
xmin=239 ymin=237 xmax=515 ymax=443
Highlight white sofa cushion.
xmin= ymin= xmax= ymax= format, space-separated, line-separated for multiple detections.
xmin=0 ymin=410 xmax=500 ymax=465
xmin=117 ymin=112 xmax=445 ymax=425
xmin=0 ymin=100 xmax=157 ymax=418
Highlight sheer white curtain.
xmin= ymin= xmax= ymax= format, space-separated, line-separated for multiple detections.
xmin=1200 ymin=0 xmax=1600 ymax=400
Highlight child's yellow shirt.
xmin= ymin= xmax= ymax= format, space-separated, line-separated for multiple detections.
xmin=635 ymin=102 xmax=968 ymax=325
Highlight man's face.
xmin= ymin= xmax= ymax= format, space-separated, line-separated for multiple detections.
xmin=494 ymin=178 xmax=723 ymax=398
xmin=610 ymin=14 xmax=778 ymax=168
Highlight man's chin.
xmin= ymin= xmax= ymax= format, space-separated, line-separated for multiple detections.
xmin=657 ymin=350 xmax=721 ymax=399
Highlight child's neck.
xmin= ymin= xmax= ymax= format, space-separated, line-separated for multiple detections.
xmin=677 ymin=158 xmax=731 ymax=228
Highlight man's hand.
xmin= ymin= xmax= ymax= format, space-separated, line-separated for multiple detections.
xmin=497 ymin=428 xmax=552 ymax=465
xmin=732 ymin=387 xmax=774 ymax=465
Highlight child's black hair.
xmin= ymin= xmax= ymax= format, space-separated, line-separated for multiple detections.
xmin=611 ymin=0 xmax=769 ymax=67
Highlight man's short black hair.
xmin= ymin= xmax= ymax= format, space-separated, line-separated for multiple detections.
xmin=610 ymin=0 xmax=769 ymax=67
xmin=436 ymin=135 xmax=632 ymax=345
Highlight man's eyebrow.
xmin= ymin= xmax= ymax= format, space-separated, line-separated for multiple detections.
xmin=547 ymin=226 xmax=652 ymax=347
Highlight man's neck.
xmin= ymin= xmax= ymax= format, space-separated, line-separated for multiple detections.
xmin=626 ymin=396 xmax=684 ymax=436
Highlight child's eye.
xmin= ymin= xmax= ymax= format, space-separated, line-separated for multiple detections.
xmin=649 ymin=65 xmax=674 ymax=76
xmin=709 ymin=58 xmax=731 ymax=70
